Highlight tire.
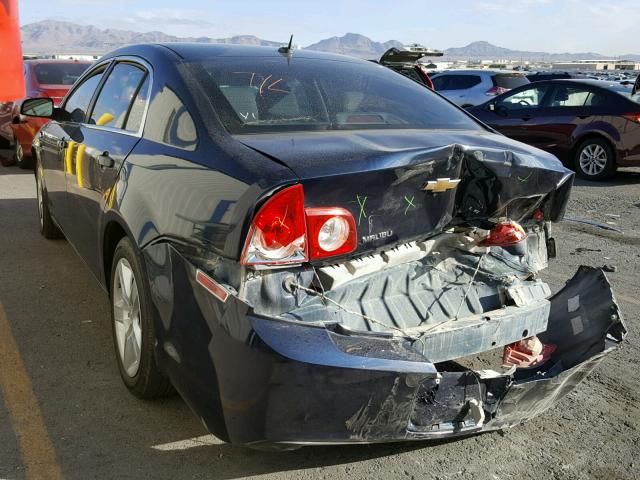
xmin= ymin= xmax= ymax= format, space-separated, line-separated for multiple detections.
xmin=35 ymin=159 xmax=63 ymax=239
xmin=574 ymin=138 xmax=615 ymax=180
xmin=110 ymin=237 xmax=173 ymax=399
xmin=14 ymin=142 xmax=32 ymax=170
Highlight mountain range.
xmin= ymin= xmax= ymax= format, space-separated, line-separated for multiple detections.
xmin=20 ymin=20 xmax=640 ymax=62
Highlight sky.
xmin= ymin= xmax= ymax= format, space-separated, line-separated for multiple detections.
xmin=18 ymin=0 xmax=638 ymax=55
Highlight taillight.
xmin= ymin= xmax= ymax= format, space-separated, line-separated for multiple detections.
xmin=486 ymin=86 xmax=509 ymax=96
xmin=532 ymin=209 xmax=545 ymax=221
xmin=241 ymin=184 xmax=307 ymax=266
xmin=416 ymin=65 xmax=435 ymax=90
xmin=479 ymin=221 xmax=527 ymax=246
xmin=241 ymin=185 xmax=358 ymax=266
xmin=305 ymin=207 xmax=357 ymax=259
xmin=623 ymin=113 xmax=640 ymax=124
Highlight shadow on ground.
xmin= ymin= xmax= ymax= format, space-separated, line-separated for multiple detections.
xmin=573 ymin=168 xmax=640 ymax=187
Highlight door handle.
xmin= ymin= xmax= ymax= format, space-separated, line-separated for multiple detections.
xmin=521 ymin=115 xmax=533 ymax=121
xmin=97 ymin=152 xmax=114 ymax=168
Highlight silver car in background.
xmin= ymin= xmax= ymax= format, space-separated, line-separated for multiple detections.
xmin=431 ymin=70 xmax=529 ymax=107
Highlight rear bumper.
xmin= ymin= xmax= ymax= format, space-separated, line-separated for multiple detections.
xmin=244 ymin=267 xmax=625 ymax=446
xmin=144 ymin=242 xmax=625 ymax=446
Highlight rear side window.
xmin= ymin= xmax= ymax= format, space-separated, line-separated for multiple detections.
xmin=194 ymin=58 xmax=483 ymax=134
xmin=603 ymin=84 xmax=640 ymax=104
xmin=33 ymin=63 xmax=90 ymax=85
xmin=63 ymin=68 xmax=106 ymax=123
xmin=432 ymin=74 xmax=482 ymax=91
xmin=493 ymin=73 xmax=529 ymax=89
xmin=144 ymin=87 xmax=198 ymax=150
xmin=124 ymin=76 xmax=151 ymax=132
xmin=89 ymin=63 xmax=147 ymax=130
xmin=549 ymin=86 xmax=604 ymax=107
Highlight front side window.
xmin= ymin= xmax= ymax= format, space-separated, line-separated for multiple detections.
xmin=495 ymin=85 xmax=549 ymax=110
xmin=89 ymin=63 xmax=147 ymax=129
xmin=63 ymin=67 xmax=106 ymax=123
xmin=193 ymin=58 xmax=482 ymax=134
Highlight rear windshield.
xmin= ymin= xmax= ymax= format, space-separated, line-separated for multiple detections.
xmin=33 ymin=63 xmax=90 ymax=85
xmin=604 ymin=84 xmax=640 ymax=104
xmin=191 ymin=57 xmax=482 ymax=134
xmin=492 ymin=73 xmax=529 ymax=89
xmin=431 ymin=74 xmax=482 ymax=91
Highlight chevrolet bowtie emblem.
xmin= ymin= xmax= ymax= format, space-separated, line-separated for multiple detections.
xmin=422 ymin=178 xmax=461 ymax=193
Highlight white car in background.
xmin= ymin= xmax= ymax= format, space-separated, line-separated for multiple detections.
xmin=431 ymin=70 xmax=529 ymax=107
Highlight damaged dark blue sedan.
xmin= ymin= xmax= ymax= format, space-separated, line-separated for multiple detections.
xmin=22 ymin=43 xmax=626 ymax=449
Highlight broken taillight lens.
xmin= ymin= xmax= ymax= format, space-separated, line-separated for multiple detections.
xmin=241 ymin=184 xmax=308 ymax=266
xmin=306 ymin=207 xmax=357 ymax=260
xmin=532 ymin=209 xmax=545 ymax=221
xmin=241 ymin=185 xmax=358 ymax=266
xmin=503 ymin=336 xmax=557 ymax=368
xmin=479 ymin=221 xmax=527 ymax=247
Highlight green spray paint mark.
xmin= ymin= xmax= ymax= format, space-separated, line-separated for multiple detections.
xmin=518 ymin=171 xmax=533 ymax=183
xmin=404 ymin=195 xmax=416 ymax=215
xmin=356 ymin=194 xmax=368 ymax=226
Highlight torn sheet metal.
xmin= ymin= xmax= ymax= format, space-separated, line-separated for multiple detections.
xmin=236 ymin=267 xmax=625 ymax=446
xmin=238 ymin=134 xmax=574 ymax=257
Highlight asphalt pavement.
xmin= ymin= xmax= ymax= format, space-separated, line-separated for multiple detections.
xmin=0 ymin=157 xmax=638 ymax=480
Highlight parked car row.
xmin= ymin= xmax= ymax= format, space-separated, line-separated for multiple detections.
xmin=0 ymin=59 xmax=91 ymax=168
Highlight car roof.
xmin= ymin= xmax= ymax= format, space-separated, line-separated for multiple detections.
xmin=105 ymin=43 xmax=363 ymax=64
xmin=24 ymin=59 xmax=93 ymax=65
xmin=432 ymin=69 xmax=523 ymax=75
xmin=543 ymin=79 xmax=632 ymax=89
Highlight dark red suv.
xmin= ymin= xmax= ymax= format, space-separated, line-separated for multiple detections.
xmin=2 ymin=59 xmax=91 ymax=168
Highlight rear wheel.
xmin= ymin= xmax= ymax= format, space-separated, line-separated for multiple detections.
xmin=14 ymin=142 xmax=31 ymax=169
xmin=574 ymin=138 xmax=615 ymax=180
xmin=35 ymin=159 xmax=63 ymax=239
xmin=110 ymin=237 xmax=173 ymax=399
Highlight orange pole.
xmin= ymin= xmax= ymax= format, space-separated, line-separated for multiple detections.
xmin=0 ymin=0 xmax=25 ymax=101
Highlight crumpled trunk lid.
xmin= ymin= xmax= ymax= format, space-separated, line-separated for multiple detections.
xmin=237 ymin=130 xmax=574 ymax=258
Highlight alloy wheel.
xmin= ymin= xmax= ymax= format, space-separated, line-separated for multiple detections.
xmin=15 ymin=142 xmax=23 ymax=164
xmin=113 ymin=258 xmax=142 ymax=377
xmin=579 ymin=144 xmax=608 ymax=176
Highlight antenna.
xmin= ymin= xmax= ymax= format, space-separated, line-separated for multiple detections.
xmin=278 ymin=35 xmax=294 ymax=56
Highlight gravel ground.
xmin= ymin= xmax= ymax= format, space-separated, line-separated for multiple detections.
xmin=0 ymin=157 xmax=638 ymax=480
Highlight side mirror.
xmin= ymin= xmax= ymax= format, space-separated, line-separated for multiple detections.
xmin=21 ymin=98 xmax=53 ymax=118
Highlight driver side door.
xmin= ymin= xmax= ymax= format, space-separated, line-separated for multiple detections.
xmin=38 ymin=63 xmax=110 ymax=234
xmin=483 ymin=83 xmax=551 ymax=147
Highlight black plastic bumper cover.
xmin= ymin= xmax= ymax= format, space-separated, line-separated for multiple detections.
xmin=146 ymin=241 xmax=625 ymax=446
xmin=245 ymin=266 xmax=625 ymax=444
